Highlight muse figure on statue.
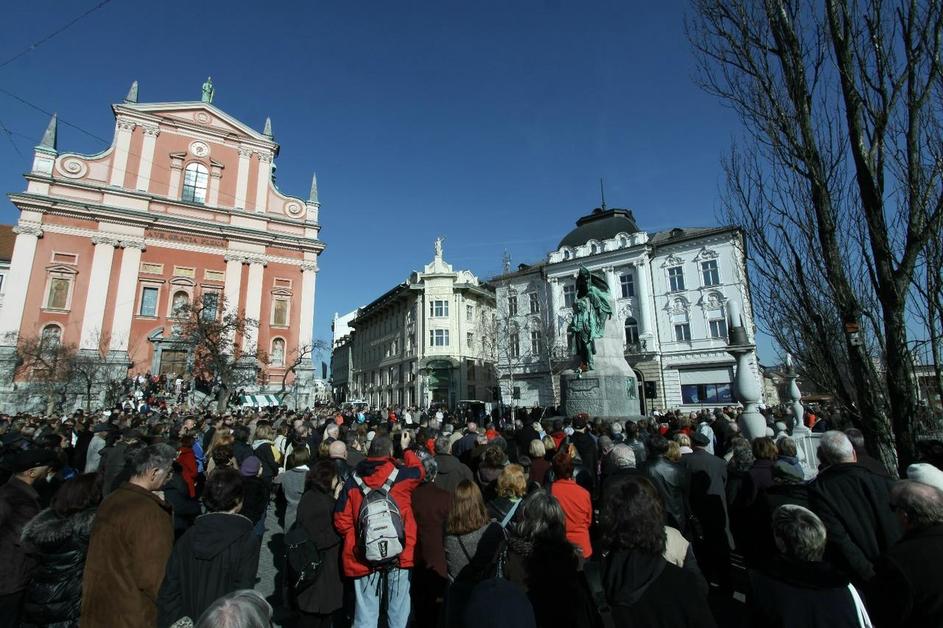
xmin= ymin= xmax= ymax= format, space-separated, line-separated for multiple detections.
xmin=568 ymin=266 xmax=613 ymax=372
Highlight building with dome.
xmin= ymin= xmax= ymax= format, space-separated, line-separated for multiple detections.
xmin=0 ymin=80 xmax=324 ymax=410
xmin=491 ymin=206 xmax=760 ymax=413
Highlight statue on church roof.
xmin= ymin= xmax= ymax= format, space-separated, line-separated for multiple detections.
xmin=201 ymin=76 xmax=215 ymax=103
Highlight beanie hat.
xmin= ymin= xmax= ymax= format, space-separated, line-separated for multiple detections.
xmin=239 ymin=456 xmax=262 ymax=477
xmin=907 ymin=463 xmax=943 ymax=492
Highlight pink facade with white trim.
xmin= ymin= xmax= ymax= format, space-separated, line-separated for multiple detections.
xmin=0 ymin=84 xmax=324 ymax=392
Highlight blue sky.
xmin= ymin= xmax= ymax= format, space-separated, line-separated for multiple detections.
xmin=0 ymin=1 xmax=776 ymax=362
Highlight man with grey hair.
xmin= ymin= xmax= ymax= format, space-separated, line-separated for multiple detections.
xmin=809 ymin=431 xmax=901 ymax=585
xmin=600 ymin=443 xmax=642 ymax=504
xmin=196 ymin=589 xmax=272 ymax=628
xmin=432 ymin=433 xmax=472 ymax=494
xmin=748 ymin=504 xmax=870 ymax=626
xmin=868 ymin=480 xmax=943 ymax=627
xmin=81 ymin=443 xmax=176 ymax=628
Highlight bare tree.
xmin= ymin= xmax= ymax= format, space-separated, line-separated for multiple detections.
xmin=175 ymin=294 xmax=258 ymax=413
xmin=11 ymin=330 xmax=77 ymax=415
xmin=689 ymin=0 xmax=943 ymax=472
xmin=273 ymin=338 xmax=331 ymax=406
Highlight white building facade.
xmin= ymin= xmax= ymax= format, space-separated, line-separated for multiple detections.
xmin=339 ymin=241 xmax=497 ymax=409
xmin=493 ymin=207 xmax=760 ymax=414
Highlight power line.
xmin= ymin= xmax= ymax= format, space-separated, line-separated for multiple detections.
xmin=0 ymin=118 xmax=24 ymax=158
xmin=0 ymin=0 xmax=115 ymax=70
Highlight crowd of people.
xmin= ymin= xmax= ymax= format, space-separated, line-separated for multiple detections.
xmin=1 ymin=401 xmax=942 ymax=628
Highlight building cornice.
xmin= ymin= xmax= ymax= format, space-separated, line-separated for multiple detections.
xmin=17 ymin=175 xmax=317 ymax=232
xmin=8 ymin=191 xmax=325 ymax=254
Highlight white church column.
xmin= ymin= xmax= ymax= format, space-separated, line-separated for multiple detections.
xmin=168 ymin=154 xmax=184 ymax=199
xmin=134 ymin=124 xmax=159 ymax=191
xmin=109 ymin=117 xmax=136 ymax=187
xmin=207 ymin=162 xmax=223 ymax=207
xmin=0 ymin=223 xmax=43 ymax=344
xmin=235 ymin=146 xmax=252 ymax=209
xmin=108 ymin=241 xmax=145 ymax=352
xmin=254 ymin=152 xmax=271 ymax=213
xmin=223 ymin=255 xmax=244 ymax=316
xmin=242 ymin=258 xmax=266 ymax=354
xmin=79 ymin=236 xmax=117 ymax=350
xmin=299 ymin=262 xmax=318 ymax=348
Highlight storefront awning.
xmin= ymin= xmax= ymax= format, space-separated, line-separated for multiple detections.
xmin=240 ymin=394 xmax=282 ymax=407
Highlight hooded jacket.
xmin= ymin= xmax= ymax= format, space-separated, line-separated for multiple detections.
xmin=0 ymin=476 xmax=41 ymax=595
xmin=334 ymin=450 xmax=424 ymax=578
xmin=433 ymin=453 xmax=473 ymax=494
xmin=156 ymin=512 xmax=260 ymax=627
xmin=20 ymin=507 xmax=95 ymax=628
xmin=603 ymin=550 xmax=716 ymax=628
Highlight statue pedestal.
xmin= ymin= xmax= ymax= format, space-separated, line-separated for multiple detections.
xmin=560 ymin=314 xmax=641 ymax=421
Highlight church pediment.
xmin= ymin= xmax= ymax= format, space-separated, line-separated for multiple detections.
xmin=115 ymin=102 xmax=273 ymax=146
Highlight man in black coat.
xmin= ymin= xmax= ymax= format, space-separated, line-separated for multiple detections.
xmin=0 ymin=449 xmax=57 ymax=628
xmin=867 ymin=479 xmax=943 ymax=628
xmin=809 ymin=431 xmax=900 ymax=585
xmin=748 ymin=504 xmax=866 ymax=628
xmin=157 ymin=468 xmax=259 ymax=626
xmin=682 ymin=432 xmax=731 ymax=591
xmin=434 ymin=435 xmax=473 ymax=494
xmin=643 ymin=435 xmax=691 ymax=536
xmin=569 ymin=414 xmax=598 ymax=492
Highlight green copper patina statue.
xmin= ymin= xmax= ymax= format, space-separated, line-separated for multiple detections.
xmin=201 ymin=76 xmax=215 ymax=103
xmin=568 ymin=266 xmax=613 ymax=371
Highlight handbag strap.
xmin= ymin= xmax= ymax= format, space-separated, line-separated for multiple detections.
xmin=500 ymin=499 xmax=522 ymax=528
xmin=583 ymin=560 xmax=616 ymax=628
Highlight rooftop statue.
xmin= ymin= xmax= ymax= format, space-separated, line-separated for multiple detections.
xmin=568 ymin=266 xmax=613 ymax=371
xmin=201 ymin=76 xmax=214 ymax=104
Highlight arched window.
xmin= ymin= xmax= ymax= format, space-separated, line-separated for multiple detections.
xmin=271 ymin=338 xmax=285 ymax=366
xmin=172 ymin=290 xmax=189 ymax=318
xmin=41 ymin=324 xmax=61 ymax=349
xmin=181 ymin=163 xmax=209 ymax=204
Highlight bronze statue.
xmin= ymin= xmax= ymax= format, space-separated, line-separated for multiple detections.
xmin=568 ymin=266 xmax=613 ymax=371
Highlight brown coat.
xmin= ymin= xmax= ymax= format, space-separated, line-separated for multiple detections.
xmin=80 ymin=482 xmax=174 ymax=628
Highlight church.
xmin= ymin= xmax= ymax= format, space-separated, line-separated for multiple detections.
xmin=0 ymin=79 xmax=324 ymax=410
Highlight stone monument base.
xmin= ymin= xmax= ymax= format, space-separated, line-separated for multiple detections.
xmin=560 ymin=370 xmax=642 ymax=422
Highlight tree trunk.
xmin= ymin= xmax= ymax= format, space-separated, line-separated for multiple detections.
xmin=216 ymin=386 xmax=228 ymax=414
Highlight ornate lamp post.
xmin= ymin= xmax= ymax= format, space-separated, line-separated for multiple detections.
xmin=726 ymin=300 xmax=766 ymax=439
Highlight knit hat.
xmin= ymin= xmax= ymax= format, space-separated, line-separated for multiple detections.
xmin=693 ymin=432 xmax=711 ymax=447
xmin=463 ymin=578 xmax=536 ymax=628
xmin=239 ymin=456 xmax=262 ymax=477
xmin=610 ymin=421 xmax=623 ymax=435
xmin=907 ymin=463 xmax=943 ymax=492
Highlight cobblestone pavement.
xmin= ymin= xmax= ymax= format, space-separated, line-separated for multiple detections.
xmin=255 ymin=502 xmax=294 ymax=627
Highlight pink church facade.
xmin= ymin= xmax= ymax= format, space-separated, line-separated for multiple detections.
xmin=0 ymin=81 xmax=324 ymax=406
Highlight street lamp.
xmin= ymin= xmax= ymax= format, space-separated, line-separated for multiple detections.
xmin=725 ymin=300 xmax=766 ymax=439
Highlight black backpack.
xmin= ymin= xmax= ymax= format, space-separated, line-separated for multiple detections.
xmin=285 ymin=520 xmax=323 ymax=592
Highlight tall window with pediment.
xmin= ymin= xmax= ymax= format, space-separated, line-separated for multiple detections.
xmin=181 ymin=163 xmax=209 ymax=204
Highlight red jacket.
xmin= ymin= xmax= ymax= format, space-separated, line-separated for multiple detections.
xmin=177 ymin=447 xmax=198 ymax=498
xmin=333 ymin=449 xmax=425 ymax=578
xmin=551 ymin=478 xmax=593 ymax=558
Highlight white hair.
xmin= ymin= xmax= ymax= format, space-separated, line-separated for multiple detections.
xmin=196 ymin=589 xmax=272 ymax=628
xmin=817 ymin=431 xmax=855 ymax=466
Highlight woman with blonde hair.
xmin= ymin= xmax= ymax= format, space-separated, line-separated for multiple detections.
xmin=204 ymin=427 xmax=234 ymax=466
xmin=252 ymin=422 xmax=280 ymax=484
xmin=487 ymin=464 xmax=527 ymax=526
xmin=529 ymin=439 xmax=551 ymax=486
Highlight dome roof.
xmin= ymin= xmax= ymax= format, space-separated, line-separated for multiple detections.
xmin=557 ymin=208 xmax=639 ymax=249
